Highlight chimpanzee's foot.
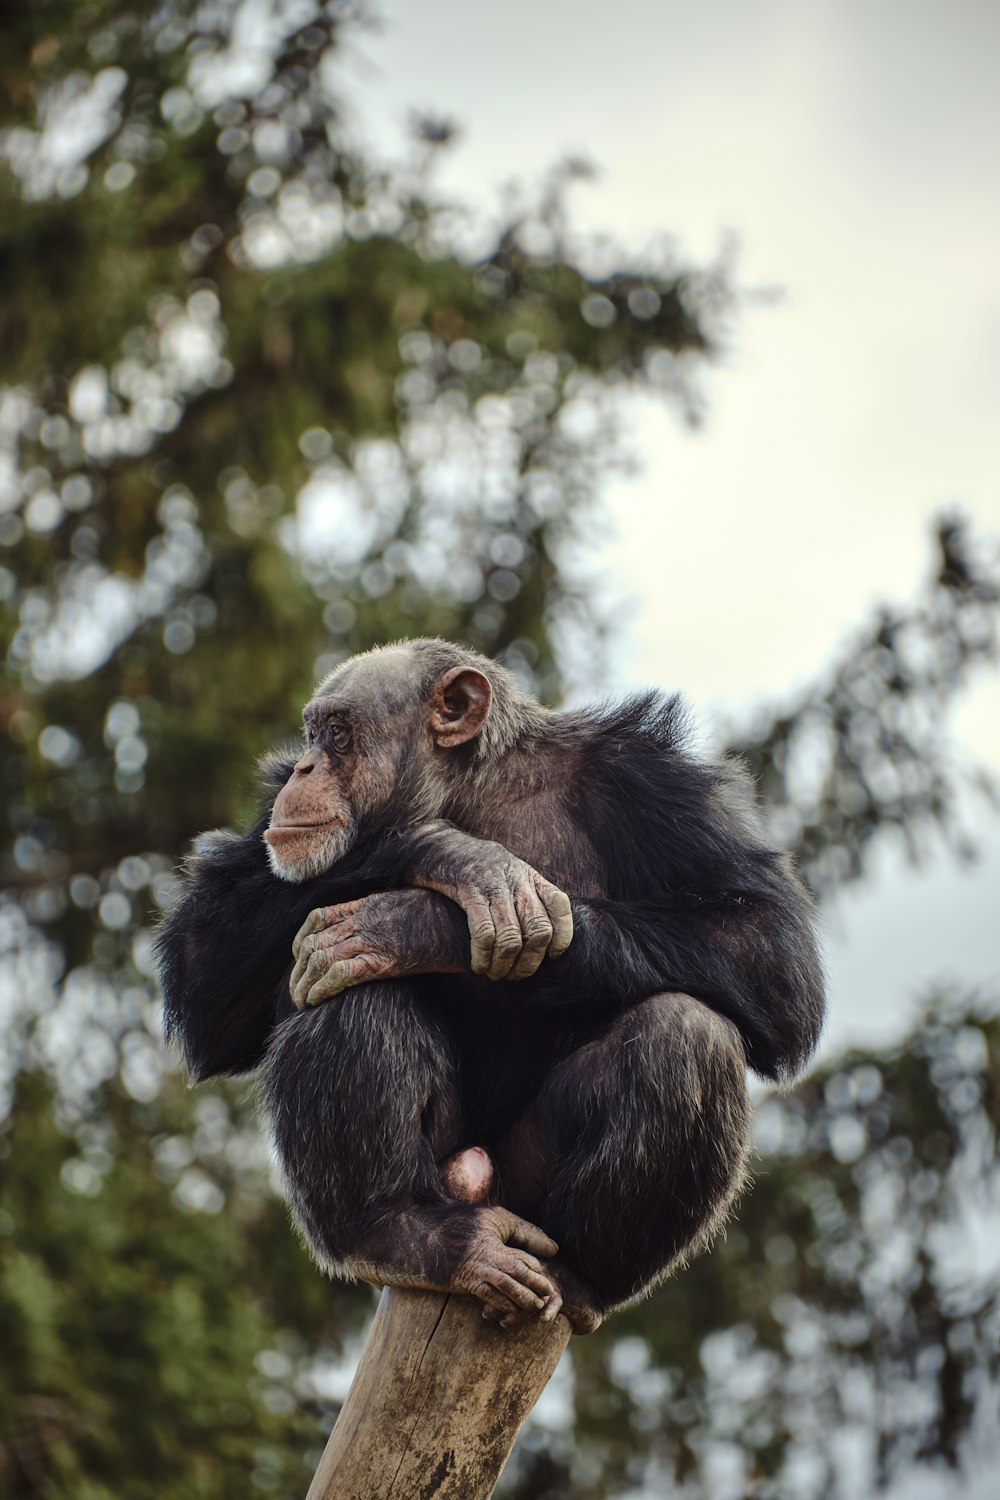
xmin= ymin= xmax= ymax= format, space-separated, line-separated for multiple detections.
xmin=450 ymin=1206 xmax=562 ymax=1321
xmin=442 ymin=1146 xmax=494 ymax=1204
xmin=482 ymin=1256 xmax=603 ymax=1334
xmin=349 ymin=1202 xmax=561 ymax=1323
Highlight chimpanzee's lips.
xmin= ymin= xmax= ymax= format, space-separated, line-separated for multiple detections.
xmin=265 ymin=820 xmax=341 ymax=834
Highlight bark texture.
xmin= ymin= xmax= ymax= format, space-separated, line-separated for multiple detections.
xmin=306 ymin=1287 xmax=571 ymax=1499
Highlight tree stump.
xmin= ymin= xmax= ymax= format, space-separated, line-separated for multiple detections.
xmin=306 ymin=1287 xmax=572 ymax=1500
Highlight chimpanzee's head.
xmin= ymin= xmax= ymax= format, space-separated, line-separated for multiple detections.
xmin=263 ymin=639 xmax=526 ymax=882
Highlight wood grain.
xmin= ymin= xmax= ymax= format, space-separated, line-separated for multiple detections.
xmin=306 ymin=1288 xmax=571 ymax=1499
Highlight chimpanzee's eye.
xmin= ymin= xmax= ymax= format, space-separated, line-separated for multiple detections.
xmin=304 ymin=722 xmax=316 ymax=745
xmin=330 ymin=725 xmax=352 ymax=754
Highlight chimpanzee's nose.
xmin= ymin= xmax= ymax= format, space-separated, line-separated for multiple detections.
xmin=292 ymin=748 xmax=323 ymax=776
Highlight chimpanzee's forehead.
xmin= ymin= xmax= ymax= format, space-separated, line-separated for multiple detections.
xmin=312 ymin=647 xmax=417 ymax=718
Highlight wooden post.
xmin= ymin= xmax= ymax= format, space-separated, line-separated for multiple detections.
xmin=306 ymin=1288 xmax=572 ymax=1500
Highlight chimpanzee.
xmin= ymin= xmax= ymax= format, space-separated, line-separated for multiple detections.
xmin=157 ymin=638 xmax=824 ymax=1332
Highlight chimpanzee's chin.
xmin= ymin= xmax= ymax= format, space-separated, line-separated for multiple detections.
xmin=263 ymin=824 xmax=356 ymax=883
xmin=265 ymin=846 xmax=309 ymax=883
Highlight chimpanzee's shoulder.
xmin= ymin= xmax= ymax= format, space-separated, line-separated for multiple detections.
xmin=577 ymin=689 xmax=692 ymax=754
xmin=556 ymin=690 xmax=701 ymax=779
xmin=560 ymin=689 xmax=760 ymax=835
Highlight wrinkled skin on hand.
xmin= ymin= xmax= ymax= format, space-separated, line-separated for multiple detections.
xmin=434 ymin=1149 xmax=602 ymax=1332
xmin=408 ymin=823 xmax=574 ymax=980
xmin=449 ymin=1206 xmax=564 ymax=1324
xmin=291 ymin=837 xmax=575 ymax=1007
xmin=478 ymin=1253 xmax=603 ymax=1333
xmin=290 ymin=888 xmax=467 ymax=1009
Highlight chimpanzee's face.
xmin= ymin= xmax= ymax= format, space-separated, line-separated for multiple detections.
xmin=264 ymin=654 xmax=417 ymax=882
xmin=264 ymin=646 xmax=494 ymax=883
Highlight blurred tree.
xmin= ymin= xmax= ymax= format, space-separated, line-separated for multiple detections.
xmin=0 ymin=1073 xmax=337 ymax=1499
xmin=0 ymin=0 xmax=730 ymax=1058
xmin=1 ymin=3 xmax=999 ymax=1499
xmin=732 ymin=516 xmax=999 ymax=902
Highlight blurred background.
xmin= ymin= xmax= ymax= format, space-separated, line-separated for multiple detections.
xmin=0 ymin=3 xmax=998 ymax=1497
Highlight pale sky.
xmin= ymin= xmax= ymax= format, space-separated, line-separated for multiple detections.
xmin=344 ymin=0 xmax=1000 ymax=1057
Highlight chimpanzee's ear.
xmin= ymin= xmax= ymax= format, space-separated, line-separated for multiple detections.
xmin=428 ymin=667 xmax=493 ymax=748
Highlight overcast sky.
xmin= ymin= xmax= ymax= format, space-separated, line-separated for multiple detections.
xmin=341 ymin=0 xmax=1000 ymax=1057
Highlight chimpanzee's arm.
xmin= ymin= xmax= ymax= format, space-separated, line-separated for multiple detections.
xmin=157 ymin=807 xmax=434 ymax=1081
xmin=288 ymin=888 xmax=474 ymax=1008
xmin=284 ymin=824 xmax=580 ymax=1007
xmin=405 ymin=822 xmax=574 ymax=980
xmin=157 ymin=820 xmax=320 ymax=1081
xmin=397 ymin=703 xmax=826 ymax=1083
xmin=157 ymin=803 xmax=548 ymax=1079
xmin=520 ymin=882 xmax=824 ymax=1082
xmin=403 ymin=826 xmax=823 ymax=1083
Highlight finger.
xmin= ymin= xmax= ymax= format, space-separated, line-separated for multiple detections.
xmin=292 ymin=901 xmax=363 ymax=961
xmin=507 ymin=886 xmax=554 ymax=980
xmin=540 ymin=1288 xmax=564 ymax=1323
xmin=294 ymin=932 xmax=326 ymax=967
xmin=471 ymin=1280 xmax=520 ymax=1317
xmin=535 ymin=879 xmax=573 ymax=958
xmin=300 ymin=922 xmax=358 ymax=960
xmin=485 ymin=899 xmax=523 ymax=981
xmin=292 ymin=906 xmax=334 ymax=962
xmin=290 ymin=954 xmax=306 ymax=1008
xmin=296 ymin=949 xmax=347 ymax=1008
xmin=506 ymin=1260 xmax=558 ymax=1301
xmin=466 ymin=902 xmax=497 ymax=977
xmin=500 ymin=1212 xmax=559 ymax=1259
xmin=488 ymin=1270 xmax=546 ymax=1313
xmin=292 ymin=922 xmax=365 ymax=1003
xmin=291 ymin=950 xmax=324 ymax=1009
xmin=292 ymin=949 xmax=330 ymax=1009
xmin=482 ymin=1302 xmax=525 ymax=1328
xmin=306 ymin=959 xmax=364 ymax=1006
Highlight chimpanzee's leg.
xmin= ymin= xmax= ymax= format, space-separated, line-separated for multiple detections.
xmin=496 ymin=991 xmax=751 ymax=1327
xmin=258 ymin=979 xmax=562 ymax=1321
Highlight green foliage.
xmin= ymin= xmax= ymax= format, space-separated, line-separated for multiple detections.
xmin=0 ymin=1070 xmax=374 ymax=1499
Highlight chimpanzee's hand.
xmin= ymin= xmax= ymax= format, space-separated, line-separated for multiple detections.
xmin=407 ymin=823 xmax=574 ymax=981
xmin=290 ymin=889 xmax=468 ymax=1009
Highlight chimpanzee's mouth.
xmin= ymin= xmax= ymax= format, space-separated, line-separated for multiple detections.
xmin=265 ymin=820 xmax=343 ymax=833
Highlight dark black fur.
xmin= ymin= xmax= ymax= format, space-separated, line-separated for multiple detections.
xmin=158 ymin=682 xmax=825 ymax=1317
xmin=523 ymin=694 xmax=824 ymax=1078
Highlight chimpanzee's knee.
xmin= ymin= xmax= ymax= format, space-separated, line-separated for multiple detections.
xmin=258 ymin=980 xmax=460 ymax=1269
xmin=537 ymin=991 xmax=751 ymax=1309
